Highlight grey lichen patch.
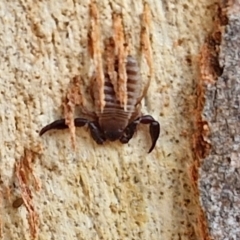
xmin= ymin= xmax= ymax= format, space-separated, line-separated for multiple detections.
xmin=200 ymin=1 xmax=240 ymax=239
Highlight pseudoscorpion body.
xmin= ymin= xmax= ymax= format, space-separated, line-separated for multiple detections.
xmin=40 ymin=56 xmax=160 ymax=153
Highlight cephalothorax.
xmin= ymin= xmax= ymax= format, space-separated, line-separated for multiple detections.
xmin=40 ymin=56 xmax=160 ymax=153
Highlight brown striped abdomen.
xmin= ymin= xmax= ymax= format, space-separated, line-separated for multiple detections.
xmin=98 ymin=56 xmax=142 ymax=130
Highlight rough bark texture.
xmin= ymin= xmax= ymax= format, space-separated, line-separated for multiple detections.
xmin=0 ymin=0 xmax=230 ymax=240
xmin=200 ymin=1 xmax=240 ymax=239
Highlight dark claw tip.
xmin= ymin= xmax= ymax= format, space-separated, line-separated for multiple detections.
xmin=39 ymin=127 xmax=47 ymax=136
xmin=148 ymin=145 xmax=155 ymax=153
xmin=148 ymin=121 xmax=160 ymax=153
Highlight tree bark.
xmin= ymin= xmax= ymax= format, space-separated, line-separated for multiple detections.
xmin=0 ymin=0 xmax=228 ymax=239
xmin=200 ymin=1 xmax=240 ymax=239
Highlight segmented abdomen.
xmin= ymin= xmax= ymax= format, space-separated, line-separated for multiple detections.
xmin=100 ymin=55 xmax=142 ymax=122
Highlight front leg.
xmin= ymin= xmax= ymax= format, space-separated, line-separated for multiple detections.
xmin=39 ymin=119 xmax=68 ymax=136
xmin=120 ymin=115 xmax=160 ymax=153
xmin=39 ymin=118 xmax=106 ymax=145
xmin=140 ymin=115 xmax=160 ymax=153
xmin=39 ymin=118 xmax=89 ymax=136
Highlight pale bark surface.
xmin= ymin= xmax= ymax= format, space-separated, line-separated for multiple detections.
xmin=0 ymin=0 xmax=219 ymax=239
xmin=200 ymin=1 xmax=240 ymax=239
